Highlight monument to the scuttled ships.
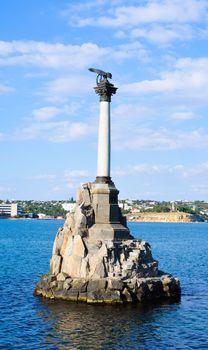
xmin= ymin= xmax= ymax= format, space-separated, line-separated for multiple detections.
xmin=35 ymin=69 xmax=180 ymax=303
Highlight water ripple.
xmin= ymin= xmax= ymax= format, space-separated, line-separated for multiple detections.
xmin=0 ymin=220 xmax=208 ymax=349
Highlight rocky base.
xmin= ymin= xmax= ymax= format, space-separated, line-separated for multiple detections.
xmin=34 ymin=273 xmax=180 ymax=304
xmin=34 ymin=182 xmax=181 ymax=304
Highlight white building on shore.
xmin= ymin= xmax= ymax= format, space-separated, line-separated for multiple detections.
xmin=0 ymin=203 xmax=23 ymax=217
xmin=62 ymin=202 xmax=76 ymax=212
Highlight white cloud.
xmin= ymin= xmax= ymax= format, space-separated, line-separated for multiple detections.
xmin=13 ymin=121 xmax=58 ymax=140
xmin=28 ymin=174 xmax=57 ymax=181
xmin=111 ymin=42 xmax=150 ymax=62
xmin=114 ymin=30 xmax=126 ymax=39
xmin=0 ymin=186 xmax=12 ymax=193
xmin=60 ymin=0 xmax=108 ymax=19
xmin=170 ymin=111 xmax=195 ymax=121
xmin=121 ymin=78 xmax=174 ymax=94
xmin=32 ymin=103 xmax=80 ymax=121
xmin=112 ymin=103 xmax=154 ymax=121
xmin=42 ymin=75 xmax=92 ymax=101
xmin=52 ymin=181 xmax=76 ymax=193
xmin=191 ymin=183 xmax=208 ymax=194
xmin=0 ymin=41 xmax=110 ymax=70
xmin=66 ymin=182 xmax=75 ymax=189
xmin=131 ymin=24 xmax=194 ymax=45
xmin=64 ymin=170 xmax=91 ymax=178
xmin=32 ymin=106 xmax=62 ymax=121
xmin=12 ymin=120 xmax=93 ymax=143
xmin=120 ymin=57 xmax=208 ymax=104
xmin=62 ymin=1 xmax=207 ymax=45
xmin=0 ymin=39 xmax=149 ymax=78
xmin=68 ymin=0 xmax=207 ymax=27
xmin=0 ymin=84 xmax=14 ymax=93
xmin=113 ymin=126 xmax=208 ymax=150
xmin=114 ymin=160 xmax=208 ymax=200
xmin=113 ymin=161 xmax=208 ymax=178
xmin=49 ymin=122 xmax=90 ymax=143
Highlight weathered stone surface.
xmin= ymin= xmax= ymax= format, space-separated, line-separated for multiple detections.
xmin=108 ymin=279 xmax=124 ymax=291
xmin=50 ymin=280 xmax=57 ymax=289
xmin=74 ymin=206 xmax=87 ymax=235
xmin=76 ymin=188 xmax=84 ymax=205
xmin=126 ymin=278 xmax=137 ymax=292
xmin=78 ymin=292 xmax=87 ymax=302
xmin=97 ymin=242 xmax=108 ymax=258
xmin=65 ymin=236 xmax=74 ymax=256
xmin=71 ymin=279 xmax=88 ymax=292
xmin=50 ymin=255 xmax=61 ymax=275
xmin=87 ymin=279 xmax=107 ymax=292
xmin=121 ymin=288 xmax=132 ymax=302
xmin=106 ymin=290 xmax=121 ymax=303
xmin=80 ymin=257 xmax=89 ymax=279
xmin=136 ymin=283 xmax=148 ymax=302
xmin=60 ymin=234 xmax=69 ymax=257
xmin=64 ymin=213 xmax=75 ymax=231
xmin=35 ymin=274 xmax=181 ymax=303
xmin=87 ymin=240 xmax=102 ymax=255
xmin=82 ymin=184 xmax=91 ymax=206
xmin=57 ymin=272 xmax=68 ymax=282
xmin=62 ymin=255 xmax=82 ymax=277
xmin=93 ymin=259 xmax=107 ymax=279
xmin=56 ymin=281 xmax=64 ymax=291
xmin=87 ymin=291 xmax=103 ymax=303
xmin=52 ymin=228 xmax=65 ymax=255
xmin=88 ymin=255 xmax=107 ymax=279
xmin=48 ymin=274 xmax=56 ymax=283
xmin=60 ymin=289 xmax=79 ymax=301
xmin=63 ymin=278 xmax=72 ymax=290
xmin=72 ymin=235 xmax=86 ymax=257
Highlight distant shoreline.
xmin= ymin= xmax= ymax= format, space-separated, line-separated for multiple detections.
xmin=128 ymin=219 xmax=207 ymax=224
xmin=127 ymin=211 xmax=206 ymax=223
xmin=0 ymin=217 xmax=64 ymax=221
xmin=0 ymin=217 xmax=207 ymax=224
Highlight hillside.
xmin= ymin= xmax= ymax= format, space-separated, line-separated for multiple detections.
xmin=128 ymin=211 xmax=204 ymax=223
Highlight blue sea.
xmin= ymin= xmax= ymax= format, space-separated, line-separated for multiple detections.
xmin=0 ymin=220 xmax=208 ymax=349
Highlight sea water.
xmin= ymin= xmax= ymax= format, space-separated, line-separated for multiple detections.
xmin=0 ymin=220 xmax=208 ymax=349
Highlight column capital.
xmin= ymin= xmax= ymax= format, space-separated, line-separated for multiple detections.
xmin=94 ymin=80 xmax=117 ymax=102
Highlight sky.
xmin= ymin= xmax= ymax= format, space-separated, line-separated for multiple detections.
xmin=1 ymin=0 xmax=208 ymax=201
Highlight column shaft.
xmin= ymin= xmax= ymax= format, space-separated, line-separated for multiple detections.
xmin=97 ymin=101 xmax=111 ymax=177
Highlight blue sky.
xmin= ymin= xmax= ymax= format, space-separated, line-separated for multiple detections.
xmin=1 ymin=0 xmax=208 ymax=201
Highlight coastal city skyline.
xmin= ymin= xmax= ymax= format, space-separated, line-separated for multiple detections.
xmin=1 ymin=0 xmax=208 ymax=201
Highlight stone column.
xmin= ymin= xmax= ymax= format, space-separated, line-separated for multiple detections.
xmin=97 ymin=101 xmax=110 ymax=178
xmin=88 ymin=76 xmax=132 ymax=241
xmin=94 ymin=80 xmax=117 ymax=183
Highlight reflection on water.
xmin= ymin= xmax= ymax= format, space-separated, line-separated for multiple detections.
xmin=38 ymin=299 xmax=181 ymax=350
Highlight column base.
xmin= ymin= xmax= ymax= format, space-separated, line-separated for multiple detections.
xmin=95 ymin=176 xmax=112 ymax=184
xmin=89 ymin=180 xmax=133 ymax=240
xmin=88 ymin=223 xmax=133 ymax=240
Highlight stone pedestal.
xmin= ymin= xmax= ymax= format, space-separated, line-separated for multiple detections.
xmin=88 ymin=180 xmax=132 ymax=240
